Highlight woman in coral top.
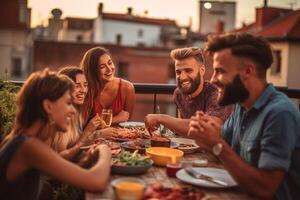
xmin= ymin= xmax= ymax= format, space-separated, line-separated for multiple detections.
xmin=80 ymin=47 xmax=135 ymax=125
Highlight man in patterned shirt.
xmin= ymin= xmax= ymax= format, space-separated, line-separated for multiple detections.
xmin=145 ymin=47 xmax=232 ymax=136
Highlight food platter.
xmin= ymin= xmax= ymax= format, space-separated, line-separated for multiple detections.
xmin=170 ymin=138 xmax=199 ymax=154
xmin=118 ymin=121 xmax=145 ymax=127
xmin=114 ymin=127 xmax=150 ymax=142
xmin=143 ymin=183 xmax=205 ymax=199
xmin=80 ymin=138 xmax=122 ymax=156
xmin=121 ymin=139 xmax=179 ymax=154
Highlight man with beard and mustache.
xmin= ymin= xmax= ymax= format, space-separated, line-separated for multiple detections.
xmin=145 ymin=47 xmax=232 ymax=136
xmin=189 ymin=33 xmax=300 ymax=200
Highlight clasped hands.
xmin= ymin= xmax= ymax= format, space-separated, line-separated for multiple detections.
xmin=188 ymin=111 xmax=222 ymax=151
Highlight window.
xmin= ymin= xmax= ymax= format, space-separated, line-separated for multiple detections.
xmin=76 ymin=35 xmax=83 ymax=42
xmin=168 ymin=62 xmax=175 ymax=83
xmin=138 ymin=29 xmax=144 ymax=38
xmin=271 ymin=50 xmax=281 ymax=75
xmin=117 ymin=62 xmax=129 ymax=79
xmin=12 ymin=58 xmax=22 ymax=77
xmin=116 ymin=34 xmax=122 ymax=45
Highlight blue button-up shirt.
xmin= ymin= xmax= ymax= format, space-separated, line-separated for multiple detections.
xmin=222 ymin=84 xmax=300 ymax=200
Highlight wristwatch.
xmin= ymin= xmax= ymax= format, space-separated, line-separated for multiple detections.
xmin=212 ymin=142 xmax=223 ymax=156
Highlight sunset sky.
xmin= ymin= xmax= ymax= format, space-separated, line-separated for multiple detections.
xmin=28 ymin=0 xmax=299 ymax=30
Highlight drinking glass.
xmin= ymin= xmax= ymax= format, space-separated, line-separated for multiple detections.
xmin=101 ymin=109 xmax=112 ymax=128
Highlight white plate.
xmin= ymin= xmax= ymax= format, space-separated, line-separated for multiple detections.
xmin=176 ymin=167 xmax=237 ymax=188
xmin=170 ymin=138 xmax=199 ymax=153
xmin=119 ymin=121 xmax=145 ymax=127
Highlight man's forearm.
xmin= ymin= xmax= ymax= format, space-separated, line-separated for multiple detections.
xmin=159 ymin=114 xmax=190 ymax=136
xmin=218 ymin=140 xmax=284 ymax=199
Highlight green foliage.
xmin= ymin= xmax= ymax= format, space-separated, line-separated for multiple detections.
xmin=0 ymin=80 xmax=20 ymax=140
xmin=53 ymin=184 xmax=84 ymax=200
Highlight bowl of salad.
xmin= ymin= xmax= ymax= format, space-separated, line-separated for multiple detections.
xmin=111 ymin=151 xmax=153 ymax=175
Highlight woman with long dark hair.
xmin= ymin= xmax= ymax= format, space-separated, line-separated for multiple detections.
xmin=80 ymin=47 xmax=135 ymax=125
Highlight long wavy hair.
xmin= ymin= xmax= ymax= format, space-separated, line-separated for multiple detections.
xmin=54 ymin=66 xmax=84 ymax=151
xmin=80 ymin=47 xmax=112 ymax=121
xmin=1 ymin=69 xmax=74 ymax=146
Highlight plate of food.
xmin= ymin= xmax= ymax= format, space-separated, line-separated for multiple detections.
xmin=114 ymin=127 xmax=150 ymax=142
xmin=170 ymin=138 xmax=199 ymax=154
xmin=80 ymin=138 xmax=122 ymax=156
xmin=111 ymin=151 xmax=153 ymax=175
xmin=122 ymin=139 xmax=178 ymax=154
xmin=119 ymin=121 xmax=145 ymax=127
xmin=143 ymin=183 xmax=205 ymax=199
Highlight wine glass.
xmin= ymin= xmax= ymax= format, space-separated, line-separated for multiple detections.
xmin=101 ymin=109 xmax=112 ymax=128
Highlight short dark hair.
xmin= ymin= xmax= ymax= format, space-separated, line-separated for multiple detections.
xmin=205 ymin=33 xmax=273 ymax=77
xmin=58 ymin=66 xmax=83 ymax=82
xmin=170 ymin=47 xmax=204 ymax=64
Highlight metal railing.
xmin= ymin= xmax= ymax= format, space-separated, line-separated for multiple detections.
xmin=133 ymin=83 xmax=300 ymax=111
xmin=4 ymin=81 xmax=300 ymax=110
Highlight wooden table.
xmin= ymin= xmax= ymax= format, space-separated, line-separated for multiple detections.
xmin=86 ymin=150 xmax=257 ymax=200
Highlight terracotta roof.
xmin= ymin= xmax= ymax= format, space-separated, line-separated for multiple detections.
xmin=232 ymin=8 xmax=300 ymax=40
xmin=232 ymin=23 xmax=256 ymax=33
xmin=65 ymin=17 xmax=94 ymax=30
xmin=102 ymin=13 xmax=177 ymax=26
xmin=258 ymin=10 xmax=300 ymax=38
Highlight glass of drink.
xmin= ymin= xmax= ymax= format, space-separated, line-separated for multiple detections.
xmin=101 ymin=109 xmax=112 ymax=128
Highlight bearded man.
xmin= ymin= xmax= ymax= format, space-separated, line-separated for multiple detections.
xmin=145 ymin=47 xmax=232 ymax=136
xmin=189 ymin=33 xmax=300 ymax=199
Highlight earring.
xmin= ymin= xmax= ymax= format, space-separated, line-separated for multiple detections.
xmin=49 ymin=117 xmax=56 ymax=126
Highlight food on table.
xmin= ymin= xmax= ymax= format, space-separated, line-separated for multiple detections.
xmin=122 ymin=139 xmax=151 ymax=153
xmin=178 ymin=143 xmax=197 ymax=148
xmin=81 ymin=138 xmax=122 ymax=156
xmin=112 ymin=151 xmax=152 ymax=166
xmin=127 ymin=139 xmax=150 ymax=149
xmin=115 ymin=127 xmax=150 ymax=141
xmin=150 ymin=135 xmax=171 ymax=147
xmin=143 ymin=183 xmax=204 ymax=200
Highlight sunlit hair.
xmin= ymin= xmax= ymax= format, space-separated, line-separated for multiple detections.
xmin=170 ymin=47 xmax=205 ymax=64
xmin=58 ymin=66 xmax=84 ymax=82
xmin=205 ymin=32 xmax=273 ymax=78
xmin=80 ymin=46 xmax=112 ymax=121
xmin=55 ymin=66 xmax=85 ymax=151
xmin=2 ymin=69 xmax=74 ymax=145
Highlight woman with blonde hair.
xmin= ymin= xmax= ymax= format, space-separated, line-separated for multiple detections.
xmin=80 ymin=47 xmax=135 ymax=124
xmin=53 ymin=66 xmax=117 ymax=162
xmin=0 ymin=69 xmax=111 ymax=200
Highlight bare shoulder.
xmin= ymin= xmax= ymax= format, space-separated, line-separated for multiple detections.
xmin=21 ymin=137 xmax=52 ymax=156
xmin=120 ymin=79 xmax=134 ymax=92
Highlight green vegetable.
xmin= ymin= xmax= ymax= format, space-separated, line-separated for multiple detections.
xmin=114 ymin=151 xmax=151 ymax=166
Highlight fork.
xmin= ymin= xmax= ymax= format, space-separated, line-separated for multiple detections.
xmin=184 ymin=167 xmax=228 ymax=186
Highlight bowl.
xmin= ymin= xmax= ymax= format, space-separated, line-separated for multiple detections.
xmin=111 ymin=160 xmax=153 ymax=175
xmin=170 ymin=138 xmax=199 ymax=154
xmin=146 ymin=147 xmax=184 ymax=166
xmin=111 ymin=178 xmax=146 ymax=200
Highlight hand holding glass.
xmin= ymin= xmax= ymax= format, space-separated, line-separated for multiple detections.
xmin=101 ymin=109 xmax=112 ymax=128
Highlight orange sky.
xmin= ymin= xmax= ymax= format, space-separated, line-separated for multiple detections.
xmin=28 ymin=0 xmax=299 ymax=31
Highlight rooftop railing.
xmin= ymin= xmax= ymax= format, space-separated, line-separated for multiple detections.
xmin=4 ymin=81 xmax=300 ymax=111
xmin=133 ymin=83 xmax=300 ymax=112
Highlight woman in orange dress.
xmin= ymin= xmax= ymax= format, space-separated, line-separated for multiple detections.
xmin=80 ymin=47 xmax=135 ymax=125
